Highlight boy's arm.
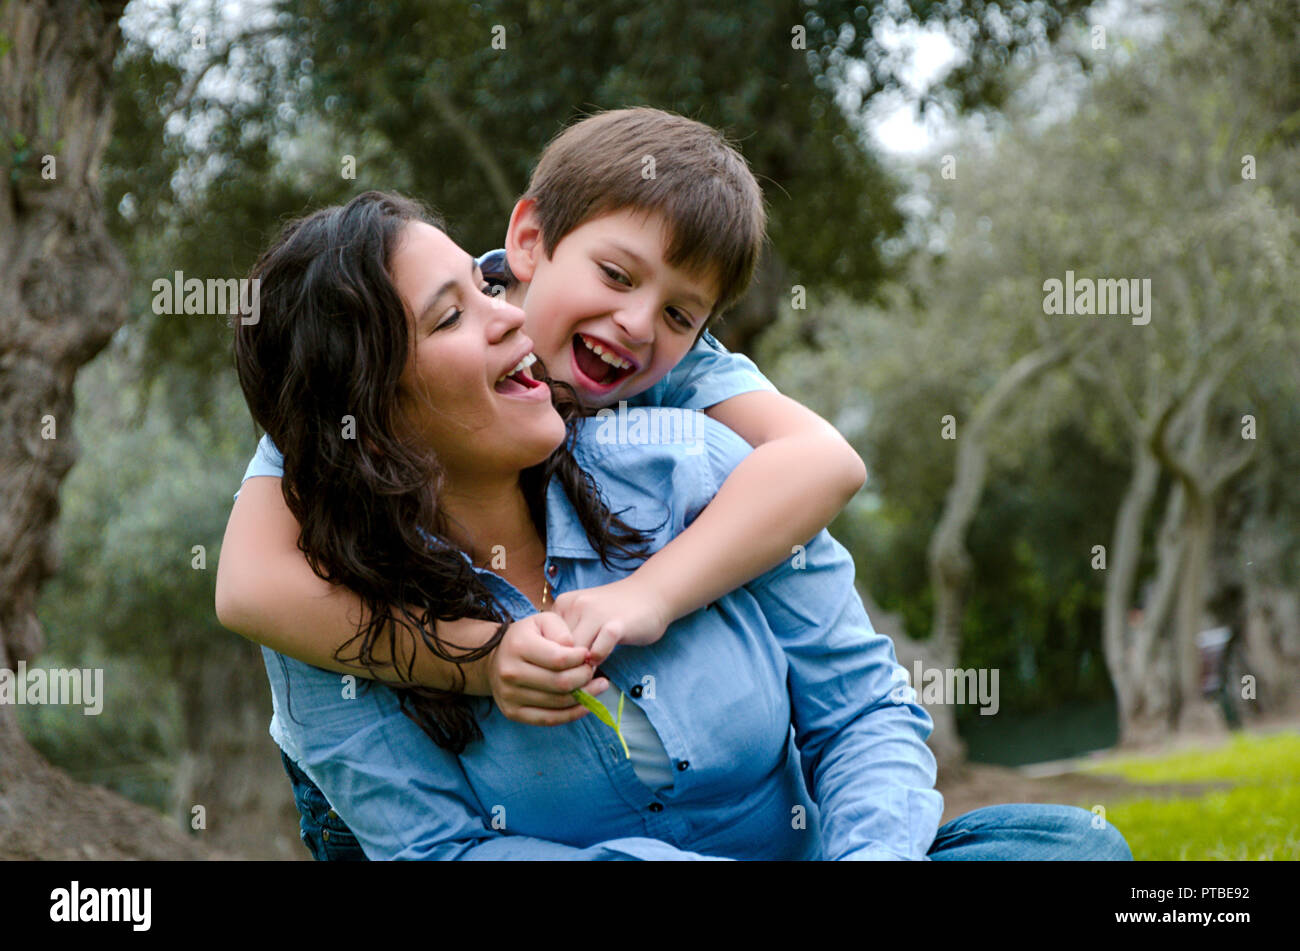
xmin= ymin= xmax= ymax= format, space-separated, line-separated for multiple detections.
xmin=745 ymin=525 xmax=943 ymax=860
xmin=555 ymin=390 xmax=866 ymax=660
xmin=215 ymin=476 xmax=602 ymax=721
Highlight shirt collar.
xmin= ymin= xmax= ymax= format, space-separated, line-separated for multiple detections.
xmin=543 ymin=476 xmax=605 ymax=560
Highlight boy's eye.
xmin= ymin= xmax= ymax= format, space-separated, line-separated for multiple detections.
xmin=598 ymin=262 xmax=632 ymax=286
xmin=667 ymin=307 xmax=694 ymax=330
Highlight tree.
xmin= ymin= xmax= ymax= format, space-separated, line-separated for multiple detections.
xmin=758 ymin=0 xmax=1300 ymax=763
xmin=0 ymin=0 xmax=220 ymax=858
xmin=1 ymin=0 xmax=126 ymax=705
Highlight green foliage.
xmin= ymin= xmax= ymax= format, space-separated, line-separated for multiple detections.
xmin=31 ymin=346 xmax=253 ymax=805
xmin=38 ymin=352 xmax=251 ymax=670
xmin=17 ymin=643 xmax=182 ymax=812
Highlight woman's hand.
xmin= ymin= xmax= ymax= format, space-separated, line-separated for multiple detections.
xmin=487 ymin=612 xmax=610 ymax=726
xmin=551 ymin=577 xmax=673 ymax=668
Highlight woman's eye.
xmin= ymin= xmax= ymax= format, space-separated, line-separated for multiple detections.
xmin=434 ymin=308 xmax=462 ymax=332
xmin=599 ymin=263 xmax=631 ymax=286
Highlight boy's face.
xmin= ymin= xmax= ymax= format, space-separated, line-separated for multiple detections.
xmin=505 ymin=202 xmax=719 ymax=409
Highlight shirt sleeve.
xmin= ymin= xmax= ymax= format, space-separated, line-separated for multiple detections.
xmin=263 ymin=649 xmax=731 ymax=861
xmin=697 ymin=420 xmax=944 ymax=860
xmin=629 ymin=330 xmax=776 ymax=412
xmin=233 ymin=434 xmax=285 ymax=500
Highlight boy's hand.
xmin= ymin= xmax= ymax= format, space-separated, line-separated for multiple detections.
xmin=552 ymin=577 xmax=672 ymax=668
xmin=487 ymin=612 xmax=609 ymax=726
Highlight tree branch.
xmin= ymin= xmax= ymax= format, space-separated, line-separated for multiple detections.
xmin=421 ymin=82 xmax=518 ymax=218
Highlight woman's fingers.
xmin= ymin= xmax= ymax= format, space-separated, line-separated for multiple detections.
xmin=497 ymin=677 xmax=612 ymax=725
xmin=509 ymin=703 xmax=591 ymax=727
xmin=500 ymin=669 xmax=610 ymax=705
xmin=492 ymin=614 xmax=612 ymax=726
xmin=512 ymin=628 xmax=587 ymax=672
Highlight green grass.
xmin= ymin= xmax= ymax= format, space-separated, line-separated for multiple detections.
xmin=1069 ymin=732 xmax=1300 ymax=860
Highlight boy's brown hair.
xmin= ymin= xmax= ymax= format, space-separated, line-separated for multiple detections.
xmin=523 ymin=107 xmax=766 ymax=319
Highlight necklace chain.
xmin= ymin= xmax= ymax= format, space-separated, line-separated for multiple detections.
xmin=541 ymin=576 xmax=551 ymax=611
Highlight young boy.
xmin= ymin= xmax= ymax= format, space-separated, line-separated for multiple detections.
xmin=217 ymin=106 xmax=867 ymax=725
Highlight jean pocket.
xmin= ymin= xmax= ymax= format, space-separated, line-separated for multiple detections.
xmin=279 ymin=749 xmax=368 ymax=861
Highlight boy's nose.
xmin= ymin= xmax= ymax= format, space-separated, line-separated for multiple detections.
xmin=611 ymin=300 xmax=656 ymax=347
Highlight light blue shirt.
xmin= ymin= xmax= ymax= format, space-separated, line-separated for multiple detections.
xmin=249 ymin=413 xmax=943 ymax=860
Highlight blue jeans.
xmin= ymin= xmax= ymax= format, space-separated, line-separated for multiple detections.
xmin=279 ymin=749 xmax=1132 ymax=861
xmin=280 ymin=749 xmax=368 ymax=861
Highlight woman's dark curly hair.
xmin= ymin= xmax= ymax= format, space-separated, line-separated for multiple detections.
xmin=234 ymin=190 xmax=653 ymax=753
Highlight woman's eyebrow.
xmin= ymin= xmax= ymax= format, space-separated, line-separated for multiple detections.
xmin=417 ymin=258 xmax=477 ymax=325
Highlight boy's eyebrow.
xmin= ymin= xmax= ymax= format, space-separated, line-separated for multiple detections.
xmin=608 ymin=241 xmax=711 ymax=310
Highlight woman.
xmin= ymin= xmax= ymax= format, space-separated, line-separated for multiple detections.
xmin=226 ymin=191 xmax=1131 ymax=860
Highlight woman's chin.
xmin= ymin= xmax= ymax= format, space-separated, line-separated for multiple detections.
xmin=516 ymin=415 xmax=568 ymax=467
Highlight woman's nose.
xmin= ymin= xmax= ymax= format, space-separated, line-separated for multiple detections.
xmin=483 ymin=292 xmax=527 ymax=341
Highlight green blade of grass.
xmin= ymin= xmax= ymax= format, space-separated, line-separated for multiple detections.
xmin=573 ymin=688 xmax=631 ymax=759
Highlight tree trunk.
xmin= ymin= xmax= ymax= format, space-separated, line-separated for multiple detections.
xmin=0 ymin=0 xmax=129 ymax=683
xmin=1148 ymin=374 xmax=1258 ymax=737
xmin=1172 ymin=491 xmax=1225 ymax=734
xmin=1102 ymin=443 xmax=1161 ymax=744
xmin=1115 ymin=479 xmax=1187 ymax=748
xmin=924 ymin=342 xmax=1074 ymax=766
xmin=0 ymin=0 xmax=199 ymax=858
xmin=1239 ymin=516 xmax=1300 ymax=717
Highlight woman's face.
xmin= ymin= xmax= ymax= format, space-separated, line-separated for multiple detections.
xmin=390 ymin=221 xmax=565 ymax=481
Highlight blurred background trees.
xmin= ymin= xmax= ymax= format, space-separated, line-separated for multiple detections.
xmin=3 ymin=0 xmax=1297 ymax=857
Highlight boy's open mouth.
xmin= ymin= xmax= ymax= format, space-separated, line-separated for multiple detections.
xmin=494 ymin=352 xmax=544 ymax=394
xmin=571 ymin=333 xmax=637 ymax=389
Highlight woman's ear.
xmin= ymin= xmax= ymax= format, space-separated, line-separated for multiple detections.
xmin=505 ymin=197 xmax=543 ymax=284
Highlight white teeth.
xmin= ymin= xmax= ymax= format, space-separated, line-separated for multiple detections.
xmin=497 ymin=352 xmax=537 ymax=383
xmin=579 ymin=334 xmax=631 ymax=370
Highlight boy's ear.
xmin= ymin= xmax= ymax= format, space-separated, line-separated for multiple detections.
xmin=505 ymin=197 xmax=544 ymax=283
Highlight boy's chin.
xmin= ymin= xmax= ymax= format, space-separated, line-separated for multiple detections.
xmin=569 ymin=376 xmax=660 ymax=413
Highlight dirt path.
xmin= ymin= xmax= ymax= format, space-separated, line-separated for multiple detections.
xmin=0 ymin=730 xmax=232 ymax=861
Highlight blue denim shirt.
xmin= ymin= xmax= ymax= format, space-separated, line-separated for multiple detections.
xmin=250 ymin=413 xmax=943 ymax=860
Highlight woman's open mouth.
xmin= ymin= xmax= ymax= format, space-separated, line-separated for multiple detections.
xmin=571 ymin=333 xmax=637 ymax=391
xmin=494 ymin=352 xmax=546 ymax=397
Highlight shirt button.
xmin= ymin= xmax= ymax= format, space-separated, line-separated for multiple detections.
xmin=630 ymin=684 xmax=643 ymax=698
xmin=327 ymin=809 xmax=339 ymax=820
xmin=648 ymin=802 xmax=664 ymax=813
xmin=547 ymin=564 xmax=558 ymax=578
xmin=321 ymin=829 xmax=331 ymax=841
xmin=677 ymin=761 xmax=689 ymax=771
